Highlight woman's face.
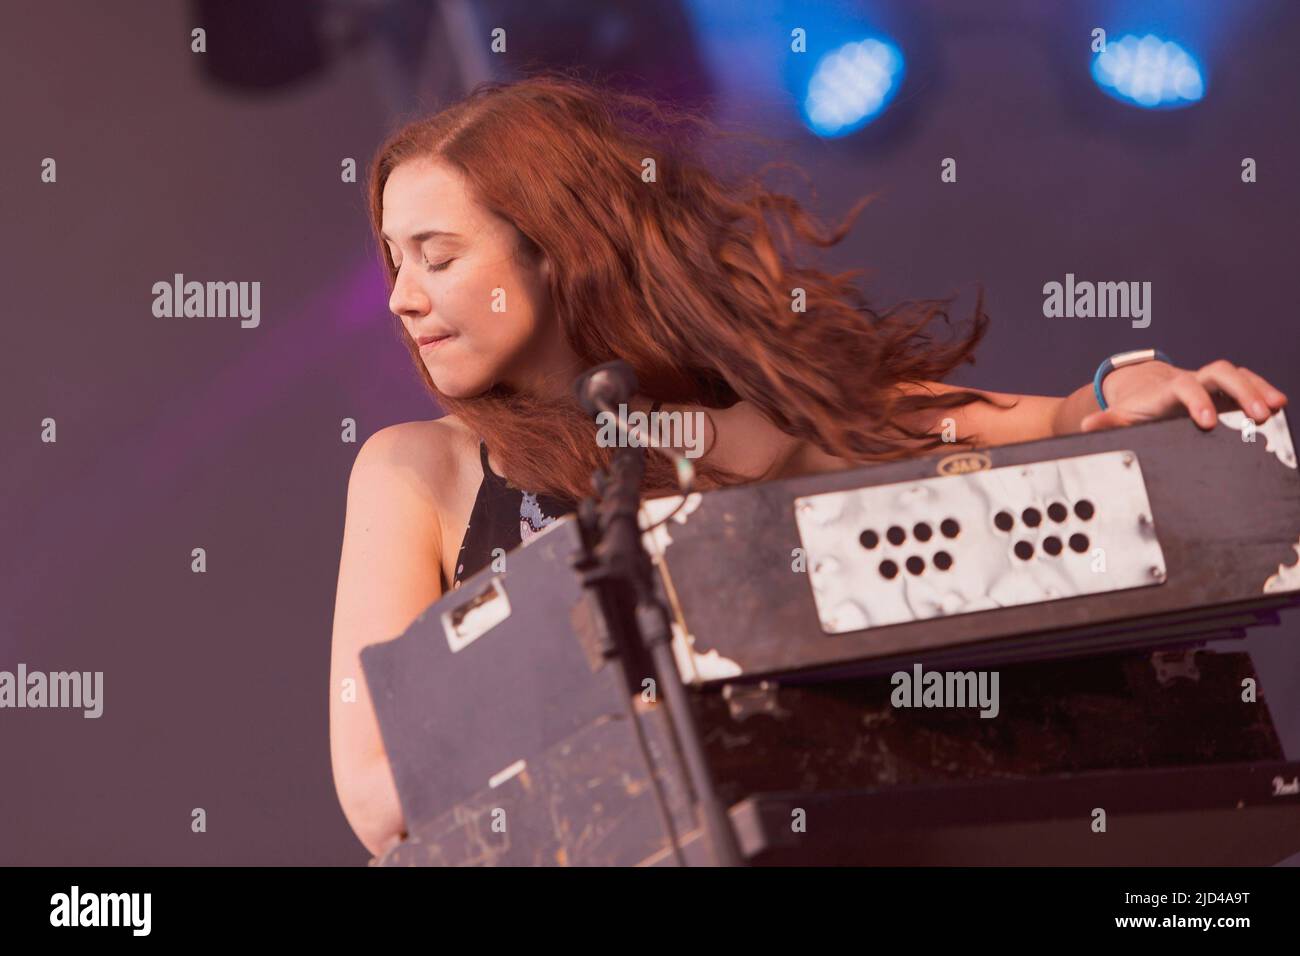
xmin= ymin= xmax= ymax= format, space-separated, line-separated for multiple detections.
xmin=381 ymin=158 xmax=581 ymax=399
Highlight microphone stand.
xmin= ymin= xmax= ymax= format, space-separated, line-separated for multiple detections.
xmin=573 ymin=401 xmax=745 ymax=867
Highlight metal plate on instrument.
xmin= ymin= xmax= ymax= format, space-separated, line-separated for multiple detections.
xmin=794 ymin=450 xmax=1166 ymax=633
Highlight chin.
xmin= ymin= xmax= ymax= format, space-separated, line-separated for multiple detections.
xmin=427 ymin=363 xmax=496 ymax=400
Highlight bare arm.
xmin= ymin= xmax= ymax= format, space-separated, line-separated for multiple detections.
xmin=328 ymin=424 xmax=446 ymax=859
xmin=907 ymin=357 xmax=1291 ymax=446
xmin=897 ymin=380 xmax=1064 ymax=448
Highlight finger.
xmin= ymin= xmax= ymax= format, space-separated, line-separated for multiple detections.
xmin=1195 ymin=360 xmax=1271 ymax=422
xmin=1173 ymin=374 xmax=1218 ymax=429
xmin=1236 ymin=367 xmax=1288 ymax=409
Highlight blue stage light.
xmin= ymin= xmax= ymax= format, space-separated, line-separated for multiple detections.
xmin=803 ymin=37 xmax=905 ymax=137
xmin=1091 ymin=33 xmax=1205 ymax=109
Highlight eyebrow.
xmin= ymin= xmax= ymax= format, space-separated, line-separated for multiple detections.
xmin=380 ymin=229 xmax=462 ymax=244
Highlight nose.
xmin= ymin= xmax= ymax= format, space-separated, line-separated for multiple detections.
xmin=388 ymin=261 xmax=431 ymax=319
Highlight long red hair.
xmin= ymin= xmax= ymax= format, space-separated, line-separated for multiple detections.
xmin=367 ymin=71 xmax=1000 ymax=501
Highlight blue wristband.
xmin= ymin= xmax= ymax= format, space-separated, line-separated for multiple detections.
xmin=1093 ymin=349 xmax=1173 ymax=411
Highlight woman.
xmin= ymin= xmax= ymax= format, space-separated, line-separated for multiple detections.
xmin=328 ymin=74 xmax=1287 ymax=860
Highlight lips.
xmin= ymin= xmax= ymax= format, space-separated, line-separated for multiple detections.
xmin=416 ymin=332 xmax=455 ymax=349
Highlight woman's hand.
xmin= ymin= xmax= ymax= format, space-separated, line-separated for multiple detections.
xmin=1080 ymin=359 xmax=1288 ymax=433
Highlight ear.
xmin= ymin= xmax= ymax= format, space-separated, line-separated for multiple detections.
xmin=540 ymin=255 xmax=552 ymax=279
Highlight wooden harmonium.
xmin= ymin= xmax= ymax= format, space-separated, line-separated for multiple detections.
xmin=642 ymin=407 xmax=1300 ymax=684
xmin=359 ymin=406 xmax=1300 ymax=866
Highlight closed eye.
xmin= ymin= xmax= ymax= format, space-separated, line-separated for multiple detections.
xmin=426 ymin=256 xmax=454 ymax=273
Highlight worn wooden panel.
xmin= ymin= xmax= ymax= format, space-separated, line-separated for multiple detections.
xmin=361 ymin=518 xmax=634 ymax=831
xmin=376 ymin=702 xmax=701 ymax=867
xmin=696 ymin=648 xmax=1297 ymax=865
xmin=692 ymin=649 xmax=1282 ymax=801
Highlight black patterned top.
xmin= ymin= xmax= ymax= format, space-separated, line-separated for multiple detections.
xmin=449 ymin=441 xmax=577 ymax=590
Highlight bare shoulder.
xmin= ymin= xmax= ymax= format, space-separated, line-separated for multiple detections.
xmin=350 ymin=415 xmax=477 ymax=510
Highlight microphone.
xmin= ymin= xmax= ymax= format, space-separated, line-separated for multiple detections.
xmin=574 ymin=360 xmax=638 ymax=418
xmin=573 ymin=361 xmax=697 ymax=496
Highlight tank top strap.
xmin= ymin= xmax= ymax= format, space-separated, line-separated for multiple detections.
xmin=478 ymin=439 xmax=508 ymax=487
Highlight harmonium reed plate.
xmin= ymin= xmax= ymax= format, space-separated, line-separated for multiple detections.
xmin=793 ymin=450 xmax=1164 ymax=633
